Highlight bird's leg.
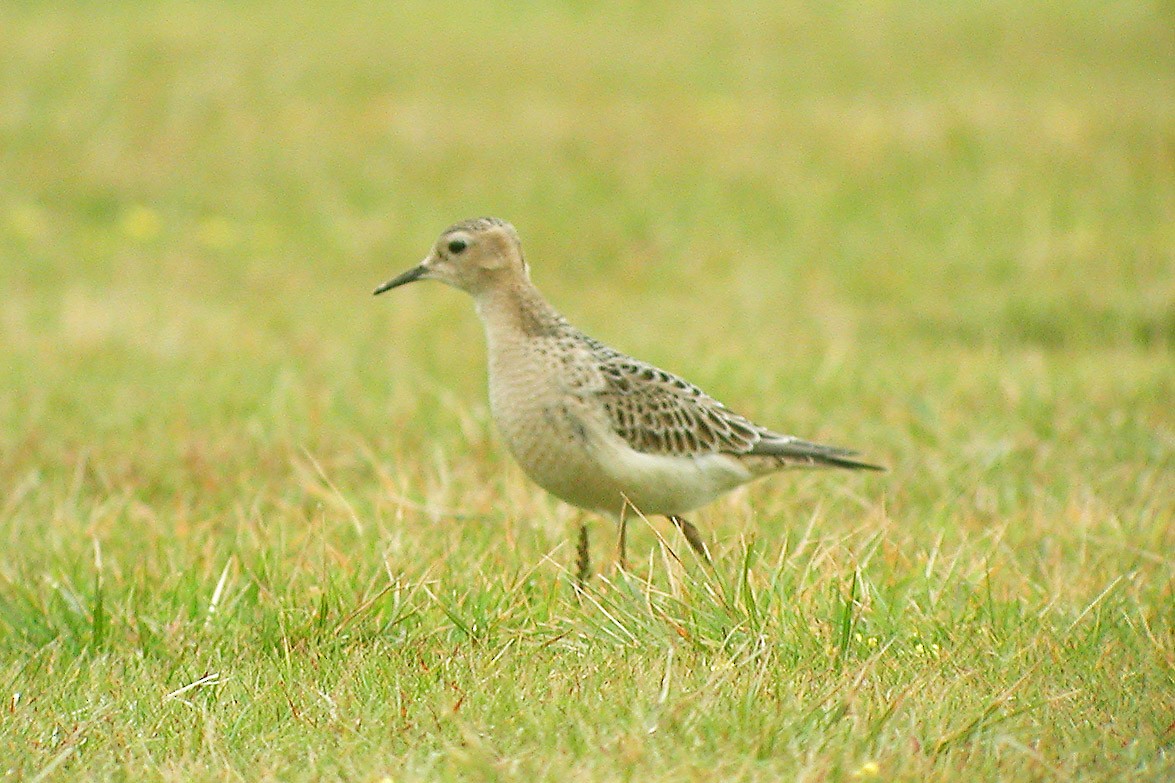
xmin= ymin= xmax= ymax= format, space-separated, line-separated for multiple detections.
xmin=617 ymin=508 xmax=629 ymax=572
xmin=669 ymin=515 xmax=712 ymax=564
xmin=576 ymin=521 xmax=591 ymax=590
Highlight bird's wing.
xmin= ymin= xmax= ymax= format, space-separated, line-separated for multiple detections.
xmin=563 ymin=335 xmax=882 ymax=470
xmin=562 ymin=336 xmax=771 ymax=455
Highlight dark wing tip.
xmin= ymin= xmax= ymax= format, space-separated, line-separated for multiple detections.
xmin=821 ymin=454 xmax=886 ymax=471
xmin=749 ymin=436 xmax=886 ymax=471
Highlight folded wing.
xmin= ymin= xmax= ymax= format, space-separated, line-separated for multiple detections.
xmin=567 ymin=335 xmax=881 ymax=471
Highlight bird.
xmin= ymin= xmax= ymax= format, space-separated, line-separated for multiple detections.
xmin=374 ymin=217 xmax=881 ymax=581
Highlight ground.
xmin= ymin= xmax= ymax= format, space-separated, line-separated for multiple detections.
xmin=0 ymin=1 xmax=1172 ymax=781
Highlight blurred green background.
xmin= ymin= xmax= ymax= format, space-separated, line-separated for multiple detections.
xmin=3 ymin=0 xmax=1169 ymax=489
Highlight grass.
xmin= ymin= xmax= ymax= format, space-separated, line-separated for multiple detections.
xmin=0 ymin=0 xmax=1172 ymax=780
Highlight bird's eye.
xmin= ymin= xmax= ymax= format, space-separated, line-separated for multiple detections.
xmin=447 ymin=238 xmax=468 ymax=254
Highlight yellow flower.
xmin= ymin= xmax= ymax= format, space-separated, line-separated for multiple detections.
xmin=851 ymin=760 xmax=880 ymax=778
xmin=7 ymin=204 xmax=47 ymax=239
xmin=120 ymin=205 xmax=161 ymax=242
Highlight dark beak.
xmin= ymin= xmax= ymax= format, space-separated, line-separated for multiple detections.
xmin=373 ymin=263 xmax=427 ymax=295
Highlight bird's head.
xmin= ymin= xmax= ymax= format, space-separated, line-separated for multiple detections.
xmin=374 ymin=217 xmax=529 ymax=298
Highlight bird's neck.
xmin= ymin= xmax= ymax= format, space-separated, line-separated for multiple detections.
xmin=473 ymin=280 xmax=568 ymax=344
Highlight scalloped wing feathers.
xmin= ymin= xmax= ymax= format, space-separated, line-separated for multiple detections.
xmin=559 ymin=334 xmax=877 ymax=470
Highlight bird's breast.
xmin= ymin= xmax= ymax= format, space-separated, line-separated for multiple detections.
xmin=486 ymin=342 xmax=622 ymax=513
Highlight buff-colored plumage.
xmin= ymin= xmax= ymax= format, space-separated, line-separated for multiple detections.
xmin=375 ymin=217 xmax=880 ymax=571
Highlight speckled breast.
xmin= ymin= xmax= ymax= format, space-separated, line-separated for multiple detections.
xmin=486 ymin=343 xmax=625 ymax=516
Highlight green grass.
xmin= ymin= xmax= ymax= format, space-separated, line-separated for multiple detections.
xmin=1 ymin=1 xmax=1172 ymax=780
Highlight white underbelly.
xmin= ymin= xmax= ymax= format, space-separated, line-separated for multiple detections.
xmin=592 ymin=441 xmax=753 ymax=516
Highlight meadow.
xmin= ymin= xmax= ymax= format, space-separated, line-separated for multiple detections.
xmin=0 ymin=1 xmax=1172 ymax=780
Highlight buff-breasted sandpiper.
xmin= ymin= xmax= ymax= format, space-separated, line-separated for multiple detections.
xmin=375 ymin=217 xmax=881 ymax=579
